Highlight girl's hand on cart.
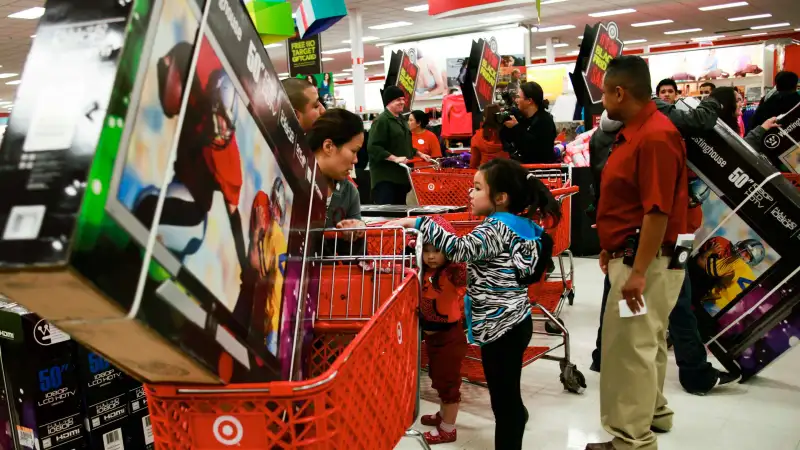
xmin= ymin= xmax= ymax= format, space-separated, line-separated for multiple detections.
xmin=385 ymin=217 xmax=417 ymax=229
xmin=336 ymin=219 xmax=367 ymax=240
xmin=388 ymin=155 xmax=409 ymax=164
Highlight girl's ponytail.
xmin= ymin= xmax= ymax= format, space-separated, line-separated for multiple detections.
xmin=525 ymin=174 xmax=561 ymax=225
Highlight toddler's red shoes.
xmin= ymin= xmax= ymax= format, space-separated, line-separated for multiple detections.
xmin=420 ymin=412 xmax=442 ymax=427
xmin=424 ymin=426 xmax=457 ymax=445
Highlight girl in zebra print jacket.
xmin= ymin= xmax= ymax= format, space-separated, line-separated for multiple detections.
xmin=389 ymin=159 xmax=561 ymax=449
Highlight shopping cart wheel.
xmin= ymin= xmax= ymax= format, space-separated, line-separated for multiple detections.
xmin=560 ymin=363 xmax=586 ymax=394
xmin=567 ymin=289 xmax=575 ymax=306
xmin=545 ymin=317 xmax=565 ymax=335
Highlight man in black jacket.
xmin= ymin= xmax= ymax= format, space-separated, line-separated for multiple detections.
xmin=748 ymin=71 xmax=800 ymax=133
xmin=589 ymin=95 xmax=740 ymax=395
xmin=500 ymin=81 xmax=558 ymax=164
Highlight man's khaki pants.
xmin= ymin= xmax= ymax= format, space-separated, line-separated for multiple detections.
xmin=600 ymin=257 xmax=685 ymax=450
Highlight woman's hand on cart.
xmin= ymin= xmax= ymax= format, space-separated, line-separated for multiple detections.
xmin=384 ymin=217 xmax=417 ymax=230
xmin=387 ymin=155 xmax=409 ymax=164
xmin=336 ymin=219 xmax=367 ymax=240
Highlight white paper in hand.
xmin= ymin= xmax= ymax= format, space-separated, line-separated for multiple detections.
xmin=619 ymin=297 xmax=648 ymax=318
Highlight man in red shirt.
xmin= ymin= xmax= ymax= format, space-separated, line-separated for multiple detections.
xmin=587 ymin=56 xmax=689 ymax=450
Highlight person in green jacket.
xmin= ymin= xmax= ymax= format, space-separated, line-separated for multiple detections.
xmin=368 ymin=86 xmax=431 ymax=205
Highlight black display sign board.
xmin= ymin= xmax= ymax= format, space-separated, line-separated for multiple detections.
xmin=287 ymin=33 xmax=322 ymax=77
xmin=383 ymin=49 xmax=419 ymax=114
xmin=473 ymin=37 xmax=500 ymax=112
xmin=582 ymin=21 xmax=624 ymax=105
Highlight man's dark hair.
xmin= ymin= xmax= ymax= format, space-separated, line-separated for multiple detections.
xmin=700 ymin=82 xmax=716 ymax=91
xmin=605 ymin=56 xmax=652 ymax=101
xmin=775 ymin=71 xmax=799 ymax=92
xmin=307 ymin=108 xmax=365 ymax=151
xmin=281 ymin=77 xmax=315 ymax=111
xmin=656 ymin=78 xmax=678 ymax=94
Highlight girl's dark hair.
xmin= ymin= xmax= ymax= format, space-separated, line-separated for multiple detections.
xmin=519 ymin=81 xmax=550 ymax=110
xmin=709 ymin=86 xmax=739 ymax=131
xmin=479 ymin=158 xmax=561 ymax=224
xmin=307 ymin=108 xmax=365 ymax=151
xmin=482 ymin=104 xmax=503 ymax=141
xmin=410 ymin=110 xmax=429 ymax=129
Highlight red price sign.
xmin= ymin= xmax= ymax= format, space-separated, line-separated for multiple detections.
xmin=582 ymin=22 xmax=624 ymax=104
xmin=396 ymin=51 xmax=419 ymax=114
xmin=473 ymin=38 xmax=500 ymax=112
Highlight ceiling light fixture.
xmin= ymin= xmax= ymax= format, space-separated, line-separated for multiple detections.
xmin=8 ymin=7 xmax=45 ymax=19
xmin=264 ymin=43 xmax=283 ymax=49
xmin=368 ymin=21 xmax=412 ymax=30
xmin=698 ymin=2 xmax=748 ymax=11
xmin=751 ymin=22 xmax=791 ymax=30
xmin=728 ymin=13 xmax=772 ymax=21
xmin=30 ymin=34 xmax=36 ymax=38
xmin=742 ymin=32 xmax=768 ymax=37
xmin=363 ymin=61 xmax=384 ymax=66
xmin=540 ymin=0 xmax=569 ymax=4
xmin=332 ymin=73 xmax=350 ymax=78
xmin=278 ymin=73 xmax=289 ymax=77
xmin=533 ymin=24 xmax=576 ymax=32
xmin=623 ymin=39 xmax=648 ymax=44
xmin=691 ymin=35 xmax=725 ymax=41
xmin=321 ymin=48 xmax=352 ymax=54
xmin=567 ymin=50 xmax=580 ymax=55
xmin=588 ymin=8 xmax=636 ymax=18
xmin=321 ymin=57 xmax=335 ymax=62
xmin=343 ymin=69 xmax=353 ymax=72
xmin=535 ymin=43 xmax=569 ymax=49
xmin=342 ymin=36 xmax=379 ymax=43
xmin=404 ymin=4 xmax=429 ymax=12
xmin=0 ymin=73 xmax=18 ymax=79
xmin=648 ymin=42 xmax=675 ymax=48
xmin=478 ymin=14 xmax=524 ymax=24
xmin=375 ymin=42 xmax=392 ymax=47
xmin=664 ymin=28 xmax=703 ymax=35
xmin=5 ymin=80 xmax=20 ymax=85
xmin=631 ymin=19 xmax=674 ymax=27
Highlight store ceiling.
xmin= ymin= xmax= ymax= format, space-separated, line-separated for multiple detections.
xmin=0 ymin=0 xmax=798 ymax=106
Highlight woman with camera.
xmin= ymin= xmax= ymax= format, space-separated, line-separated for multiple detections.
xmin=470 ymin=104 xmax=509 ymax=169
xmin=500 ymin=81 xmax=559 ymax=164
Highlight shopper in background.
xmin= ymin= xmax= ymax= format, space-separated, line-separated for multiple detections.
xmin=368 ymin=86 xmax=417 ymax=205
xmin=506 ymin=69 xmax=521 ymax=94
xmin=470 ymin=104 xmax=510 ymax=169
xmin=699 ymin=82 xmax=716 ymax=97
xmin=588 ymin=55 xmax=688 ymax=450
xmin=282 ymin=77 xmax=326 ymax=133
xmin=501 ymin=81 xmax=558 ymax=164
xmin=748 ymin=70 xmax=800 ymax=133
xmin=409 ymin=110 xmax=442 ymax=159
xmin=388 ymin=159 xmax=561 ymax=450
xmin=656 ymin=78 xmax=679 ymax=105
xmin=711 ymin=87 xmax=779 ymax=154
xmin=415 ymin=216 xmax=468 ymax=445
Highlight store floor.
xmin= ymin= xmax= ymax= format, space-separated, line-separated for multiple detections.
xmin=396 ymin=258 xmax=800 ymax=450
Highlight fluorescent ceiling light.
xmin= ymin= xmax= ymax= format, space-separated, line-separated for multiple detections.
xmin=343 ymin=69 xmax=353 ymax=72
xmin=30 ymin=34 xmax=36 ymax=38
xmin=796 ymin=28 xmax=800 ymax=31
xmin=479 ymin=14 xmax=524 ymax=24
xmin=0 ymin=73 xmax=18 ymax=79
xmin=623 ymin=39 xmax=648 ymax=44
xmin=567 ymin=50 xmax=580 ymax=55
xmin=751 ymin=22 xmax=791 ymax=30
xmin=404 ymin=4 xmax=429 ymax=12
xmin=342 ymin=36 xmax=379 ymax=43
xmin=541 ymin=0 xmax=569 ymax=4
xmin=278 ymin=73 xmax=289 ymax=77
xmin=321 ymin=57 xmax=334 ymax=62
xmin=8 ymin=7 xmax=45 ymax=19
xmin=664 ymin=28 xmax=703 ymax=35
xmin=264 ymin=43 xmax=283 ymax=49
xmin=691 ymin=35 xmax=725 ymax=41
xmin=0 ymin=101 xmax=11 ymax=105
xmin=364 ymin=61 xmax=384 ymax=66
xmin=535 ymin=43 xmax=569 ymax=49
xmin=375 ymin=42 xmax=392 ymax=47
xmin=588 ymin=8 xmax=636 ymax=18
xmin=488 ymin=24 xmax=527 ymax=31
xmin=729 ymin=13 xmax=771 ymax=21
xmin=5 ymin=80 xmax=20 ymax=85
xmin=332 ymin=73 xmax=350 ymax=78
xmin=742 ymin=32 xmax=768 ymax=37
xmin=632 ymin=19 xmax=673 ymax=27
xmin=321 ymin=48 xmax=352 ymax=54
xmin=698 ymin=2 xmax=747 ymax=11
xmin=649 ymin=42 xmax=674 ymax=48
xmin=368 ymin=21 xmax=412 ymax=30
xmin=533 ymin=24 xmax=576 ymax=32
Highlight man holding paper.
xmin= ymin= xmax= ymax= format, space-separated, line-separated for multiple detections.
xmin=587 ymin=56 xmax=689 ymax=450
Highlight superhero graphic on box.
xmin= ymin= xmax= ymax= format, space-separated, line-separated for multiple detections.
xmin=127 ymin=37 xmax=291 ymax=355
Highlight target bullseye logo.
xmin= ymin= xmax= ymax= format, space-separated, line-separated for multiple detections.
xmin=213 ymin=415 xmax=244 ymax=446
xmin=427 ymin=183 xmax=435 ymax=191
xmin=397 ymin=322 xmax=403 ymax=344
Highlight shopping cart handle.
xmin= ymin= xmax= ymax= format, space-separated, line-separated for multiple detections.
xmin=550 ymin=186 xmax=580 ymax=198
xmin=522 ymin=164 xmax=570 ymax=170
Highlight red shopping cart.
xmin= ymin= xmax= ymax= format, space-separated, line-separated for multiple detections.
xmin=785 ymin=173 xmax=799 ymax=190
xmin=145 ymin=227 xmax=432 ymax=450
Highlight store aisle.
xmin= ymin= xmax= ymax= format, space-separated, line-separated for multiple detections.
xmin=396 ymin=258 xmax=800 ymax=450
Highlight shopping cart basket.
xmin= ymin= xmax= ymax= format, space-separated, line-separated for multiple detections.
xmin=145 ymin=227 xmax=432 ymax=450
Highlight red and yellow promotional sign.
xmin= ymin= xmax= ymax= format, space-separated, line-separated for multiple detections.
xmin=396 ymin=50 xmax=419 ymax=114
xmin=582 ymin=22 xmax=624 ymax=104
xmin=473 ymin=38 xmax=500 ymax=112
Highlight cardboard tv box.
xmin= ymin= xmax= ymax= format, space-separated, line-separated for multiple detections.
xmin=0 ymin=0 xmax=326 ymax=384
xmin=0 ymin=302 xmax=87 ymax=450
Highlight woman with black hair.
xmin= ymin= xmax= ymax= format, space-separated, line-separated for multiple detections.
xmin=500 ymin=81 xmax=558 ymax=164
xmin=408 ymin=110 xmax=442 ymax=158
xmin=710 ymin=86 xmax=778 ymax=151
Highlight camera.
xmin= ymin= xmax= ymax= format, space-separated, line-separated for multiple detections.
xmin=495 ymin=110 xmax=513 ymax=123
